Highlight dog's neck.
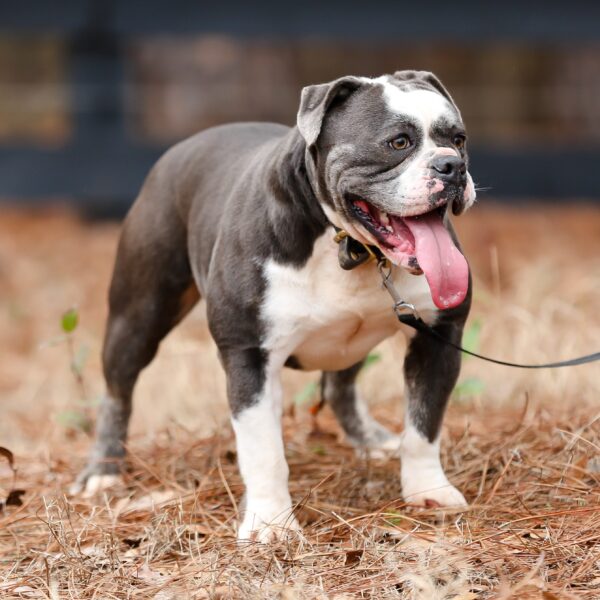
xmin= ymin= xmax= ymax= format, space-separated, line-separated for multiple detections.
xmin=259 ymin=128 xmax=331 ymax=266
xmin=268 ymin=128 xmax=328 ymax=225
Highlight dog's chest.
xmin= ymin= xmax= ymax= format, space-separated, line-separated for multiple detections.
xmin=261 ymin=232 xmax=437 ymax=371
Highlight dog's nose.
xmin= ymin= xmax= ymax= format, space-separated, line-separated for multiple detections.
xmin=431 ymin=155 xmax=466 ymax=184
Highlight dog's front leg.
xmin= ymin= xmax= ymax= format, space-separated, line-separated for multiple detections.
xmin=400 ymin=320 xmax=467 ymax=508
xmin=224 ymin=349 xmax=299 ymax=542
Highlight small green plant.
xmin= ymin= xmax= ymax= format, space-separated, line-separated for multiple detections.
xmin=453 ymin=319 xmax=485 ymax=401
xmin=57 ymin=307 xmax=93 ymax=435
xmin=383 ymin=509 xmax=405 ymax=526
xmin=453 ymin=377 xmax=485 ymax=398
xmin=361 ymin=351 xmax=381 ymax=370
xmin=294 ymin=381 xmax=319 ymax=407
xmin=61 ymin=308 xmax=79 ymax=333
xmin=310 ymin=444 xmax=327 ymax=456
xmin=461 ymin=318 xmax=482 ymax=359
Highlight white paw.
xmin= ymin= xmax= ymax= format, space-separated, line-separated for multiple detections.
xmin=354 ymin=433 xmax=403 ymax=459
xmin=368 ymin=433 xmax=403 ymax=459
xmin=73 ymin=474 xmax=124 ymax=498
xmin=238 ymin=501 xmax=301 ymax=543
xmin=377 ymin=433 xmax=403 ymax=451
xmin=402 ymin=477 xmax=467 ymax=508
xmin=399 ymin=424 xmax=467 ymax=509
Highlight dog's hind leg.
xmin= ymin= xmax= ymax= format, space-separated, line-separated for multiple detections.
xmin=322 ymin=362 xmax=401 ymax=456
xmin=72 ymin=192 xmax=199 ymax=496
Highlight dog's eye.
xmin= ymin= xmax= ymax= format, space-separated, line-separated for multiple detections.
xmin=454 ymin=135 xmax=466 ymax=150
xmin=389 ymin=135 xmax=410 ymax=151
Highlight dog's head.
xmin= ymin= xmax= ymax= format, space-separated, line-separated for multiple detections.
xmin=297 ymin=71 xmax=475 ymax=309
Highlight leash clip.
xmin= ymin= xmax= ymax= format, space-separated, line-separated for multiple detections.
xmin=377 ymin=258 xmax=422 ymax=321
xmin=392 ymin=299 xmax=420 ymax=320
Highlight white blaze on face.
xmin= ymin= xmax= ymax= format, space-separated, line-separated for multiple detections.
xmin=377 ymin=80 xmax=454 ymax=128
xmin=376 ymin=79 xmax=474 ymax=214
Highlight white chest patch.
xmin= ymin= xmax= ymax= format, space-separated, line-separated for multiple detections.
xmin=261 ymin=230 xmax=438 ymax=371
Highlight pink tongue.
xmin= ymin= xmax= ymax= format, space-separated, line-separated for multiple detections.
xmin=403 ymin=212 xmax=469 ymax=309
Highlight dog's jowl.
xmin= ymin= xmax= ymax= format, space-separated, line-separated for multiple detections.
xmin=74 ymin=71 xmax=476 ymax=542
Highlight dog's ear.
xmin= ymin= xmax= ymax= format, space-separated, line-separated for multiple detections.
xmin=393 ymin=70 xmax=458 ymax=111
xmin=297 ymin=76 xmax=363 ymax=147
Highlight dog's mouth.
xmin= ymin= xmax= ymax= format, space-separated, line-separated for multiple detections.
xmin=349 ymin=196 xmax=469 ymax=309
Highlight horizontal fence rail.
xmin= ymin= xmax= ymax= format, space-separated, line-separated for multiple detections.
xmin=0 ymin=0 xmax=599 ymax=212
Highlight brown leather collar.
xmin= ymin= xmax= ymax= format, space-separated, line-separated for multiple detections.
xmin=332 ymin=227 xmax=386 ymax=270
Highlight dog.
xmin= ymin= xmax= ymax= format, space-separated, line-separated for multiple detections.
xmin=73 ymin=70 xmax=476 ymax=542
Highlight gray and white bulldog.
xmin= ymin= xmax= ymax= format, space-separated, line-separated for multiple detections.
xmin=74 ymin=70 xmax=476 ymax=542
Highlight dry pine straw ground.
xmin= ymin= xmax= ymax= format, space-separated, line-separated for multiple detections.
xmin=0 ymin=204 xmax=599 ymax=599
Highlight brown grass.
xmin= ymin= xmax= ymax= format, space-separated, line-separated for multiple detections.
xmin=0 ymin=203 xmax=599 ymax=598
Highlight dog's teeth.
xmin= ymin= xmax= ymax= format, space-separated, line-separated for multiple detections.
xmin=385 ymin=225 xmax=394 ymax=233
xmin=379 ymin=211 xmax=390 ymax=225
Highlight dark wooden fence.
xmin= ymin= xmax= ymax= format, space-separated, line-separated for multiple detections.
xmin=1 ymin=0 xmax=599 ymax=214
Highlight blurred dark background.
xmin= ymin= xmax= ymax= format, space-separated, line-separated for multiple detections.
xmin=1 ymin=0 xmax=599 ymax=215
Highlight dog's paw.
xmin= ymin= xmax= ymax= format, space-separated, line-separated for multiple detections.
xmin=238 ymin=502 xmax=301 ymax=543
xmin=402 ymin=478 xmax=467 ymax=509
xmin=350 ymin=421 xmax=403 ymax=459
xmin=70 ymin=463 xmax=124 ymax=497
xmin=354 ymin=433 xmax=403 ymax=460
xmin=81 ymin=474 xmax=124 ymax=498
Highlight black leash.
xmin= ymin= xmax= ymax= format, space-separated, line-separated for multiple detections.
xmin=378 ymin=261 xmax=600 ymax=369
xmin=333 ymin=228 xmax=600 ymax=369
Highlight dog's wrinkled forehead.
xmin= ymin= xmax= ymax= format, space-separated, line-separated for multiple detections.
xmin=332 ymin=78 xmax=460 ymax=147
xmin=378 ymin=78 xmax=457 ymax=129
xmin=297 ymin=72 xmax=463 ymax=149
